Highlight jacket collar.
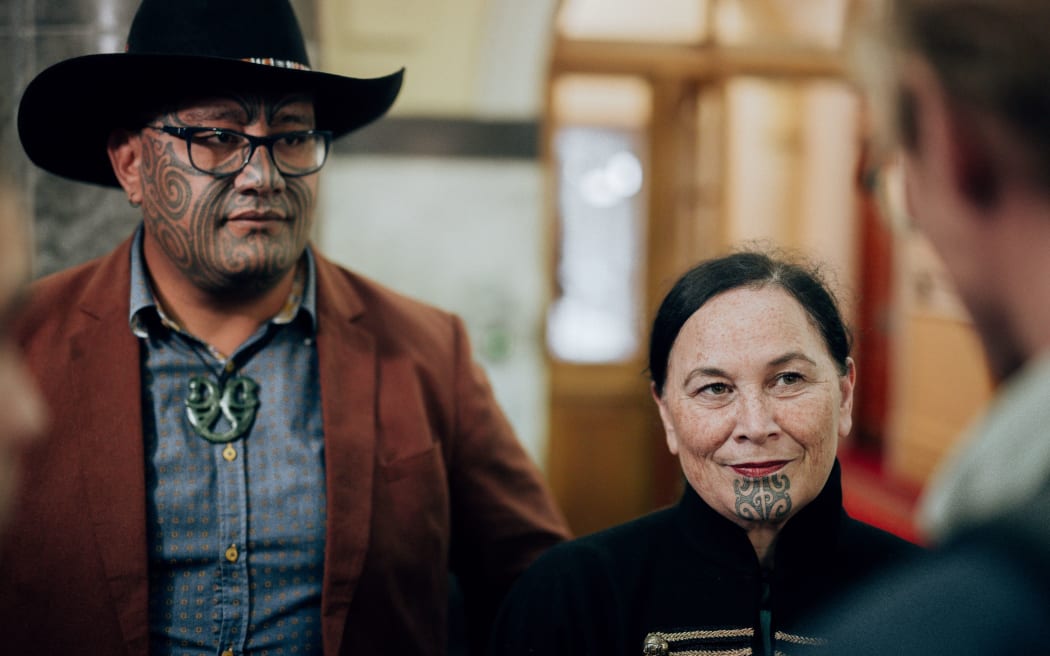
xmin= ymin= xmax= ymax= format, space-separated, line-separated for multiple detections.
xmin=673 ymin=460 xmax=844 ymax=573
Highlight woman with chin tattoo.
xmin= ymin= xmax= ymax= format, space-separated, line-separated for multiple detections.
xmin=489 ymin=250 xmax=921 ymax=656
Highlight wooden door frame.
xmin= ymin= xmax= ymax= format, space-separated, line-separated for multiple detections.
xmin=544 ymin=35 xmax=852 ymax=533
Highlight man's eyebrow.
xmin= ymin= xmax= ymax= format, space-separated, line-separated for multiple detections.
xmin=180 ymin=106 xmax=244 ymax=123
xmin=175 ymin=108 xmax=250 ymax=125
xmin=272 ymin=112 xmax=313 ymax=126
xmin=270 ymin=104 xmax=314 ymax=126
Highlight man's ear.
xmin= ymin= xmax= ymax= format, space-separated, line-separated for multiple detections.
xmin=107 ymin=129 xmax=143 ymax=205
xmin=944 ymin=106 xmax=1000 ymax=210
xmin=903 ymin=55 xmax=1001 ymax=213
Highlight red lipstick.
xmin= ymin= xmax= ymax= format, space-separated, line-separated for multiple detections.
xmin=730 ymin=461 xmax=789 ymax=478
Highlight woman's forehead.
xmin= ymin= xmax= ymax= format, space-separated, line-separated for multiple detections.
xmin=688 ymin=286 xmax=809 ymax=331
xmin=673 ymin=288 xmax=824 ymax=359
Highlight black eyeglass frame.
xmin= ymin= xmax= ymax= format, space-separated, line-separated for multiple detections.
xmin=146 ymin=125 xmax=334 ymax=178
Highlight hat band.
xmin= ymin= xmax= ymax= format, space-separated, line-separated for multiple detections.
xmin=242 ymin=57 xmax=311 ymax=71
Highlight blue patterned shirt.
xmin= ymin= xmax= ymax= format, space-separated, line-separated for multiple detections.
xmin=129 ymin=228 xmax=326 ymax=656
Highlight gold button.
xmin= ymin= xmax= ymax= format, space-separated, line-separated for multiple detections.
xmin=223 ymin=444 xmax=237 ymax=461
xmin=225 ymin=545 xmax=239 ymax=563
xmin=643 ymin=633 xmax=669 ymax=656
xmin=221 ymin=650 xmax=234 ymax=656
xmin=224 ymin=361 xmax=235 ymax=373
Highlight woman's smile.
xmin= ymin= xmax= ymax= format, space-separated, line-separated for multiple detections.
xmin=729 ymin=460 xmax=791 ymax=478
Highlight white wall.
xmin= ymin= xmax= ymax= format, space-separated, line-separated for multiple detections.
xmin=315 ymin=156 xmax=550 ymax=464
xmin=320 ymin=0 xmax=557 ymax=119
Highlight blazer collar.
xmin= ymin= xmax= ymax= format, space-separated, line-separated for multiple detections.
xmin=312 ymin=253 xmax=378 ymax=655
xmin=65 ymin=235 xmax=151 ymax=655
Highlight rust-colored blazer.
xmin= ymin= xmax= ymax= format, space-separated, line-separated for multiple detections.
xmin=0 ymin=235 xmax=569 ymax=655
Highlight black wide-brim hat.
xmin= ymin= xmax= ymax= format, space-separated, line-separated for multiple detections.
xmin=18 ymin=0 xmax=403 ymax=188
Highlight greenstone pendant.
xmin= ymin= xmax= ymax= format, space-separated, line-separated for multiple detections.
xmin=185 ymin=374 xmax=260 ymax=444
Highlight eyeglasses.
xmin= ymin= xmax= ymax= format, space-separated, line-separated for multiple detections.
xmin=147 ymin=126 xmax=333 ymax=178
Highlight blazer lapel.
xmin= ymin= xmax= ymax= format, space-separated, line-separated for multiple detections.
xmin=314 ymin=254 xmax=378 ymax=656
xmin=69 ymin=239 xmax=150 ymax=655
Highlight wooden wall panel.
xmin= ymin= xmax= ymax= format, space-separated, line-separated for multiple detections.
xmin=546 ymin=363 xmax=669 ymax=536
xmin=887 ymin=227 xmax=994 ymax=489
xmin=888 ymin=313 xmax=992 ymax=486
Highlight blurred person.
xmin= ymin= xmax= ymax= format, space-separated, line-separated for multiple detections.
xmin=0 ymin=0 xmax=569 ymax=654
xmin=0 ymin=177 xmax=47 ymax=538
xmin=488 ymin=251 xmax=919 ymax=656
xmin=814 ymin=1 xmax=1050 ymax=652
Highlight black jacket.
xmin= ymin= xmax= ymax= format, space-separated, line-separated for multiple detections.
xmin=489 ymin=462 xmax=921 ymax=656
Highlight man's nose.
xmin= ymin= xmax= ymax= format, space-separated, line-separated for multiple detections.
xmin=235 ymin=141 xmax=286 ymax=192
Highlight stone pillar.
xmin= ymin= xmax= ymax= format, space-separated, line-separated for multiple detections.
xmin=1 ymin=0 xmax=318 ymax=277
xmin=2 ymin=0 xmax=139 ymax=277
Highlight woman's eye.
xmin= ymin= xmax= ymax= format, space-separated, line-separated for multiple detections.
xmin=699 ymin=382 xmax=731 ymax=396
xmin=775 ymin=372 xmax=804 ymax=386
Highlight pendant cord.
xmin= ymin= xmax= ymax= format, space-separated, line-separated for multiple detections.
xmin=179 ymin=324 xmax=280 ymax=445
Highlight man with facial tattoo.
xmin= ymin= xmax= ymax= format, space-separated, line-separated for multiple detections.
xmin=0 ymin=1 xmax=569 ymax=655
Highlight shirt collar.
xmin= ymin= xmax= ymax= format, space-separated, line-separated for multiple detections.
xmin=128 ymin=224 xmax=318 ymax=339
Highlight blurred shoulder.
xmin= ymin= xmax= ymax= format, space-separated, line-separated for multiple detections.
xmin=839 ymin=513 xmax=925 ymax=566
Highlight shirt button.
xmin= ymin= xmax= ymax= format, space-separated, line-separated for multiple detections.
xmin=223 ymin=444 xmax=237 ymax=461
xmin=222 ymin=649 xmax=234 ymax=656
xmin=225 ymin=544 xmax=239 ymax=563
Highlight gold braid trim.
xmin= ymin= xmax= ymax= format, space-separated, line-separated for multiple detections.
xmin=660 ymin=628 xmax=755 ymax=641
xmin=671 ymin=649 xmax=751 ymax=656
xmin=774 ymin=631 xmax=828 ymax=646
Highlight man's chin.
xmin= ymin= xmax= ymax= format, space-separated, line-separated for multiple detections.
xmin=212 ymin=268 xmax=289 ymax=295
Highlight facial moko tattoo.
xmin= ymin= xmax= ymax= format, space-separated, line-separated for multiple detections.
xmin=138 ymin=95 xmax=316 ymax=297
xmin=734 ymin=473 xmax=792 ymax=523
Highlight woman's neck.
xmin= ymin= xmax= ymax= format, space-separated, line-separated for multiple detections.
xmin=746 ymin=525 xmax=782 ymax=569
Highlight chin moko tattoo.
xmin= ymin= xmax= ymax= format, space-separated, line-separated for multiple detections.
xmin=734 ymin=473 xmax=792 ymax=522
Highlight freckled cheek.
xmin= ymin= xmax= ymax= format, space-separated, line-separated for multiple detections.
xmin=772 ymin=397 xmax=838 ymax=446
xmin=673 ymin=410 xmax=735 ymax=462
